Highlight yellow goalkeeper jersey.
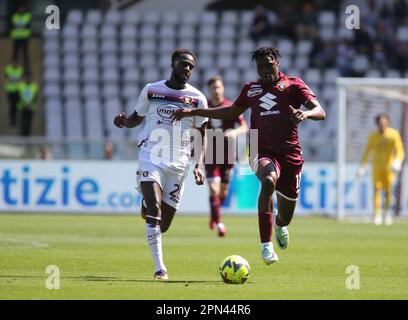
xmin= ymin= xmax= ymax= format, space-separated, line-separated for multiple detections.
xmin=361 ymin=127 xmax=405 ymax=169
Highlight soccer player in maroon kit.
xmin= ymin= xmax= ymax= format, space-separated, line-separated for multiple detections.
xmin=205 ymin=76 xmax=247 ymax=237
xmin=172 ymin=47 xmax=325 ymax=264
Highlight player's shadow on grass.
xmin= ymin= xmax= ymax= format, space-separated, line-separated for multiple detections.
xmin=78 ymin=276 xmax=221 ymax=284
xmin=0 ymin=275 xmax=220 ymax=284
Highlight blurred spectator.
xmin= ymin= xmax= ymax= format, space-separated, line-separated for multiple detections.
xmin=17 ymin=73 xmax=39 ymax=136
xmin=311 ymin=40 xmax=336 ymax=70
xmin=37 ymin=145 xmax=52 ymax=160
xmin=394 ymin=42 xmax=408 ymax=73
xmin=4 ymin=57 xmax=24 ymax=127
xmin=336 ymin=38 xmax=354 ymax=76
xmin=10 ymin=4 xmax=32 ymax=70
xmin=249 ymin=5 xmax=271 ymax=42
xmin=273 ymin=4 xmax=296 ymax=39
xmin=393 ymin=0 xmax=408 ymax=26
xmin=104 ymin=142 xmax=114 ymax=160
xmin=353 ymin=25 xmax=373 ymax=54
xmin=295 ymin=2 xmax=318 ymax=40
xmin=371 ymin=42 xmax=387 ymax=73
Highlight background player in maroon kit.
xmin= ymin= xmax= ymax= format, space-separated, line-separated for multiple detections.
xmin=205 ymin=76 xmax=247 ymax=237
xmin=172 ymin=47 xmax=325 ymax=264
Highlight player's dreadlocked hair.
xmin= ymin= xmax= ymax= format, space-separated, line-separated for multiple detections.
xmin=171 ymin=48 xmax=198 ymax=63
xmin=250 ymin=46 xmax=281 ymax=61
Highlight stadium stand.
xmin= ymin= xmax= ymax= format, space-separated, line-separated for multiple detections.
xmin=38 ymin=0 xmax=408 ymax=160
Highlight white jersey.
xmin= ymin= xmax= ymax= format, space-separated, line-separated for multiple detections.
xmin=135 ymin=80 xmax=208 ymax=172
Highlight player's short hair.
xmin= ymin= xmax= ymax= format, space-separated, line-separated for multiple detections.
xmin=375 ymin=113 xmax=390 ymax=124
xmin=206 ymin=76 xmax=224 ymax=87
xmin=250 ymin=46 xmax=281 ymax=62
xmin=171 ymin=48 xmax=198 ymax=64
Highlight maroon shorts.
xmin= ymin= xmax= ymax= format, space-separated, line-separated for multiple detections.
xmin=255 ymin=150 xmax=304 ymax=201
xmin=205 ymin=164 xmax=234 ymax=184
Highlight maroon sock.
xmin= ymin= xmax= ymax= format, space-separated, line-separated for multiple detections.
xmin=258 ymin=211 xmax=273 ymax=243
xmin=210 ymin=195 xmax=221 ymax=224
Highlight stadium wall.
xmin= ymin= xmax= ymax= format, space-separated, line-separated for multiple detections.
xmin=0 ymin=160 xmax=407 ymax=216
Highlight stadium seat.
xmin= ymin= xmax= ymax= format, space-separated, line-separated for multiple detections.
xmin=240 ymin=11 xmax=254 ymax=26
xmin=104 ymin=99 xmax=125 ymax=139
xmin=197 ymin=39 xmax=216 ymax=55
xmin=123 ymin=68 xmax=140 ymax=83
xmin=198 ymin=25 xmax=216 ymax=40
xmin=63 ymin=68 xmax=80 ymax=83
xmin=162 ymin=11 xmax=179 ymax=26
xmin=63 ymin=83 xmax=80 ymax=99
xmin=318 ymin=11 xmax=336 ymax=26
xmin=120 ymin=25 xmax=137 ymax=39
xmin=44 ymin=68 xmax=60 ymax=83
xmin=66 ymin=9 xmax=83 ymax=25
xmin=81 ymin=24 xmax=98 ymax=39
xmin=84 ymin=99 xmax=104 ymax=140
xmin=385 ymin=70 xmax=402 ymax=78
xmin=221 ymin=11 xmax=238 ymax=26
xmin=143 ymin=11 xmax=161 ymax=25
xmin=123 ymin=11 xmax=140 ymax=24
xmin=296 ymin=40 xmax=313 ymax=55
xmin=86 ymin=10 xmax=102 ymax=25
xmin=43 ymin=39 xmax=60 ymax=53
xmin=63 ymin=55 xmax=80 ymax=69
xmin=218 ymin=25 xmax=236 ymax=40
xmin=277 ymin=39 xmax=294 ymax=57
xmin=158 ymin=24 xmax=176 ymax=40
xmin=396 ymin=26 xmax=408 ymax=41
xmin=82 ymin=68 xmax=99 ymax=83
xmin=319 ymin=27 xmax=336 ymax=41
xmin=105 ymin=10 xmax=122 ymax=25
xmin=43 ymin=83 xmax=61 ymax=98
xmin=322 ymin=69 xmax=339 ymax=85
xmin=100 ymin=25 xmax=117 ymax=40
xmin=83 ymin=83 xmax=100 ymax=99
xmin=62 ymin=39 xmax=79 ymax=53
xmin=62 ymin=25 xmax=78 ymax=39
xmin=43 ymin=52 xmax=60 ymax=68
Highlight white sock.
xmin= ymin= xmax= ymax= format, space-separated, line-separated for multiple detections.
xmin=145 ymin=224 xmax=166 ymax=272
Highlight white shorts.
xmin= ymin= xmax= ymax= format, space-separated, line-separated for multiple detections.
xmin=136 ymin=159 xmax=189 ymax=210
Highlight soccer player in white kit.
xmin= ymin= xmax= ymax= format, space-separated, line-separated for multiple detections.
xmin=114 ymin=49 xmax=208 ymax=280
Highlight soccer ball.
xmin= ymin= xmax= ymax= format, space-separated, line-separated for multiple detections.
xmin=219 ymin=255 xmax=250 ymax=284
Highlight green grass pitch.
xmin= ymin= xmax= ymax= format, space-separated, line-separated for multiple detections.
xmin=0 ymin=213 xmax=407 ymax=300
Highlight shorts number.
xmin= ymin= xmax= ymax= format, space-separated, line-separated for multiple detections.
xmin=295 ymin=174 xmax=301 ymax=190
xmin=169 ymin=184 xmax=181 ymax=203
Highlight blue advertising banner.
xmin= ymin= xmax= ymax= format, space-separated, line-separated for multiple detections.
xmin=0 ymin=161 xmax=406 ymax=216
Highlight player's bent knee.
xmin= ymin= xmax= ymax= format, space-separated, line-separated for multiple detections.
xmin=261 ymin=175 xmax=276 ymax=192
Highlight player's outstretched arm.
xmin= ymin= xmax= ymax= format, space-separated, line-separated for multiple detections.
xmin=288 ymin=100 xmax=325 ymax=124
xmin=113 ymin=111 xmax=145 ymax=128
xmin=172 ymin=104 xmax=248 ymax=122
xmin=192 ymin=122 xmax=208 ymax=185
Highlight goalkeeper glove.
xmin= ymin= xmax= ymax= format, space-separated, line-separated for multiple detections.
xmin=392 ymin=160 xmax=402 ymax=173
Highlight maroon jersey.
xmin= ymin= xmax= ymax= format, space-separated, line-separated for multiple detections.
xmin=207 ymin=99 xmax=245 ymax=164
xmin=234 ymin=72 xmax=317 ymax=157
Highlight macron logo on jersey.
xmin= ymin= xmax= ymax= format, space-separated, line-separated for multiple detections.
xmin=259 ymin=93 xmax=277 ymax=110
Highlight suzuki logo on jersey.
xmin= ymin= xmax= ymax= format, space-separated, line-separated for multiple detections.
xmin=259 ymin=93 xmax=279 ymax=116
xmin=259 ymin=93 xmax=277 ymax=110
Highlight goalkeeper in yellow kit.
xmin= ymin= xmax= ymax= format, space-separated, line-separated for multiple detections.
xmin=357 ymin=114 xmax=405 ymax=225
